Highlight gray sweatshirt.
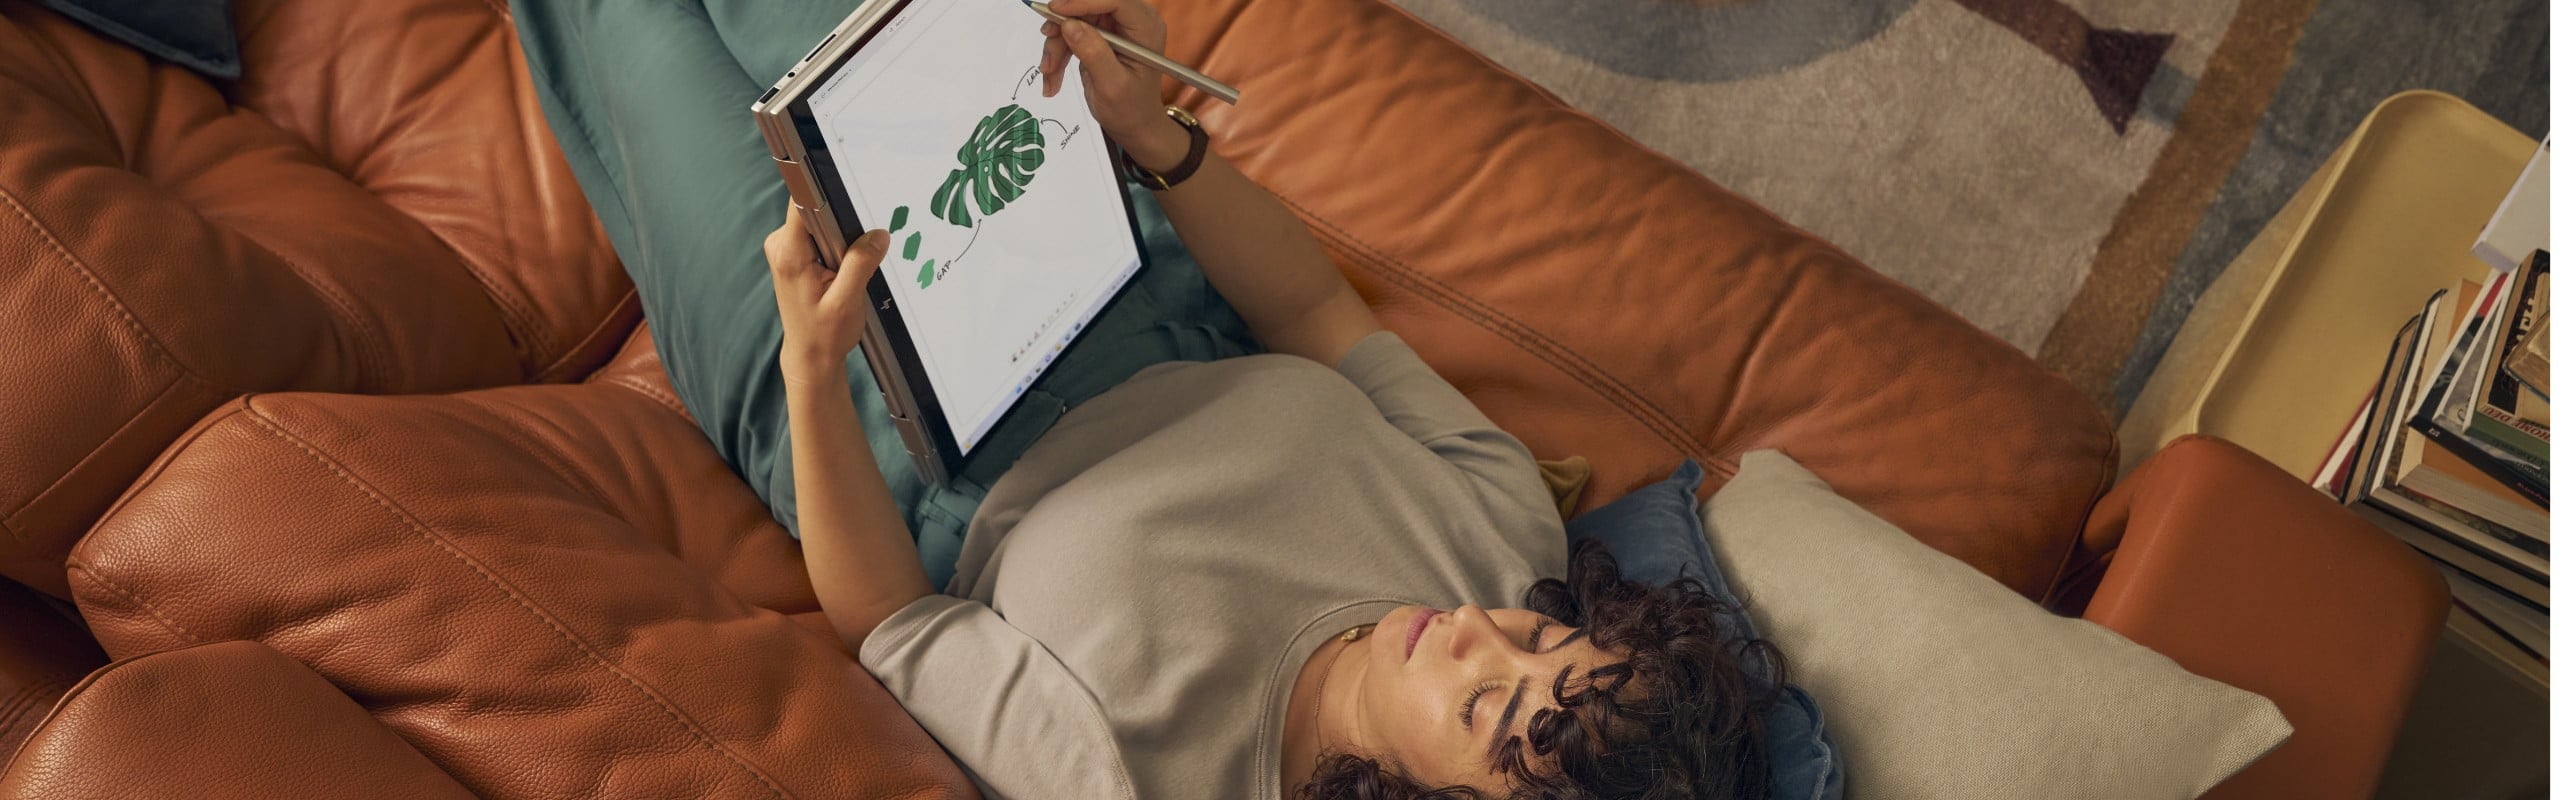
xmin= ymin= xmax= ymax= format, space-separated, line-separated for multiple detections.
xmin=861 ymin=331 xmax=1566 ymax=799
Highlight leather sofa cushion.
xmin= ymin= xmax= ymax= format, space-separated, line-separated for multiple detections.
xmin=70 ymin=331 xmax=966 ymax=799
xmin=0 ymin=0 xmax=636 ymax=597
xmin=0 ymin=640 xmax=476 ymax=800
xmin=0 ymin=580 xmax=103 ymax=761
xmin=1152 ymin=0 xmax=2118 ymax=597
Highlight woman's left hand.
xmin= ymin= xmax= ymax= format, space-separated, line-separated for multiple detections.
xmin=767 ymin=205 xmax=888 ymax=387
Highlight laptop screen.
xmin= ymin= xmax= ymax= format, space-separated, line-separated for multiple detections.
xmin=805 ymin=0 xmax=1143 ymax=454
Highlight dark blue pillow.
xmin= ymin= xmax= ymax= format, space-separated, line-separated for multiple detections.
xmin=1564 ymin=460 xmax=1843 ymax=800
xmin=40 ymin=0 xmax=240 ymax=80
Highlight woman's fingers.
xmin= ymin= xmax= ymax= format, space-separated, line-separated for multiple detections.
xmin=1041 ymin=26 xmax=1069 ymax=96
xmin=819 ymin=229 xmax=888 ymax=312
xmin=1045 ymin=0 xmax=1117 ymax=19
xmin=1059 ymin=20 xmax=1126 ymax=87
xmin=766 ymin=207 xmax=823 ymax=279
xmin=843 ymin=229 xmax=888 ymax=281
xmin=1050 ymin=0 xmax=1163 ymax=49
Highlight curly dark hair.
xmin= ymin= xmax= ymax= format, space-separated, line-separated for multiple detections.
xmin=1294 ymin=537 xmax=1791 ymax=800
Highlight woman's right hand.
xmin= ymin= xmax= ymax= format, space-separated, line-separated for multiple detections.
xmin=1038 ymin=0 xmax=1192 ymax=172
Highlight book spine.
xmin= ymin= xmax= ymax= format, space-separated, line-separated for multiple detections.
xmin=2355 ymin=505 xmax=2550 ymax=608
xmin=2398 ymin=485 xmax=2552 ymax=559
xmin=2443 ymin=274 xmax=2518 ymax=431
xmin=2472 ymin=404 xmax=2553 ymax=461
xmin=2474 ymin=255 xmax=2552 ymax=456
xmin=2476 ymin=405 xmax=2552 ymax=440
xmin=2316 ymin=395 xmax=2375 ymax=500
xmin=2413 ymin=416 xmax=2553 ymax=506
xmin=2373 ymin=488 xmax=2550 ymax=578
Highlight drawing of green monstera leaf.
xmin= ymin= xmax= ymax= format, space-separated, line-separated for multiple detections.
xmin=930 ymin=104 xmax=1047 ymax=228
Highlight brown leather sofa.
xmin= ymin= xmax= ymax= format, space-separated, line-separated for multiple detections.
xmin=0 ymin=0 xmax=2446 ymax=796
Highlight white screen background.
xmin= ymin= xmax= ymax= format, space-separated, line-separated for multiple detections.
xmin=809 ymin=0 xmax=1142 ymax=453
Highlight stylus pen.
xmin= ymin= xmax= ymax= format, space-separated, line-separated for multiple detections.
xmin=1027 ymin=1 xmax=1239 ymax=105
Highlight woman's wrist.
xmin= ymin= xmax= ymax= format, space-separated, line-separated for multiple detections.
xmin=1116 ymin=113 xmax=1192 ymax=175
xmin=780 ymin=348 xmax=849 ymax=389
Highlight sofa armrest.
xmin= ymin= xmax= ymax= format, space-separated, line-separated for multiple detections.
xmin=0 ymin=640 xmax=475 ymax=800
xmin=2079 ymin=435 xmax=2447 ymax=800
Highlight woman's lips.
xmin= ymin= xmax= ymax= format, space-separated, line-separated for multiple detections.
xmin=1404 ymin=608 xmax=1441 ymax=660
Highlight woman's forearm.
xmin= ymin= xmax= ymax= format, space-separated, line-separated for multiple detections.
xmin=1121 ymin=117 xmax=1381 ymax=367
xmin=784 ymin=360 xmax=933 ymax=652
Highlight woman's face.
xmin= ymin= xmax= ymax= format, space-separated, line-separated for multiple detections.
xmin=1349 ymin=604 xmax=1619 ymax=789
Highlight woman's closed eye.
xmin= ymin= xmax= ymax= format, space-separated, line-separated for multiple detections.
xmin=1459 ymin=619 xmax=1551 ymax=731
xmin=1459 ymin=680 xmax=1500 ymax=729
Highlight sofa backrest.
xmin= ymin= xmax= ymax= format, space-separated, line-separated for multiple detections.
xmin=0 ymin=0 xmax=637 ymax=596
xmin=1152 ymin=0 xmax=2119 ymax=599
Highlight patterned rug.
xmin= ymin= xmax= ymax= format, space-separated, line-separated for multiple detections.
xmin=1387 ymin=0 xmax=2548 ymax=416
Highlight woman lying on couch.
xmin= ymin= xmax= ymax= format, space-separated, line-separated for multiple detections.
xmin=517 ymin=0 xmax=1791 ymax=796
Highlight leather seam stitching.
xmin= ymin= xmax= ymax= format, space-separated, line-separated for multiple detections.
xmin=66 ymin=563 xmax=200 ymax=645
xmin=0 ymin=675 xmax=70 ymax=733
xmin=533 ymin=289 xmax=641 ymax=383
xmin=232 ymin=401 xmax=794 ymax=800
xmin=408 ymin=226 xmax=551 ymax=374
xmin=0 ymin=673 xmax=76 ymax=764
xmin=82 ymin=400 xmax=242 ymax=556
xmin=0 ymin=184 xmax=239 ymax=393
xmin=462 ymin=12 xmax=556 ymax=363
xmin=2 ymin=372 xmax=193 ymax=541
xmin=1270 ymin=192 xmax=1718 ymax=464
xmin=0 ymin=673 xmax=95 ymax=781
xmin=598 ymin=374 xmax=688 ymax=419
xmin=0 ymin=681 xmax=43 ymax=727
xmin=209 ymin=222 xmax=394 ymax=386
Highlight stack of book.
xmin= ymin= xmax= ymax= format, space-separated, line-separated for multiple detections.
xmin=2317 ymin=250 xmax=2551 ymax=685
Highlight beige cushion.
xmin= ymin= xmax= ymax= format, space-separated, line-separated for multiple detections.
xmin=1702 ymin=451 xmax=2292 ymax=799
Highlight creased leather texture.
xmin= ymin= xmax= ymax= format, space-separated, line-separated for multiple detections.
xmin=2080 ymin=435 xmax=2448 ymax=800
xmin=0 ymin=581 xmax=101 ymax=762
xmin=1152 ymin=0 xmax=2119 ymax=598
xmin=0 ymin=0 xmax=635 ymax=597
xmin=70 ymin=332 xmax=968 ymax=799
xmin=0 ymin=640 xmax=477 ymax=800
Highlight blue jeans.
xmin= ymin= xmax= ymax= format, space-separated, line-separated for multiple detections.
xmin=510 ymin=0 xmax=1254 ymax=588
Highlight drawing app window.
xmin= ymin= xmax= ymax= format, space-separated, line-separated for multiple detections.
xmin=808 ymin=0 xmax=1143 ymax=453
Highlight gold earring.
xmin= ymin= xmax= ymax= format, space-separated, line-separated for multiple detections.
xmin=1341 ymin=624 xmax=1373 ymax=643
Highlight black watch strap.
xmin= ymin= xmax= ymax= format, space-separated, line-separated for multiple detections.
xmin=1126 ymin=106 xmax=1207 ymax=191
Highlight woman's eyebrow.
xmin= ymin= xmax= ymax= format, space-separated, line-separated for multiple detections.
xmin=1484 ymin=673 xmax=1529 ymax=761
xmin=1552 ymin=628 xmax=1588 ymax=650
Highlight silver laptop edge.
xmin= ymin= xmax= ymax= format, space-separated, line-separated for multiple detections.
xmin=751 ymin=0 xmax=953 ymax=485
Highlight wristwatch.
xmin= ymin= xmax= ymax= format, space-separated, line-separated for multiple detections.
xmin=1122 ymin=106 xmax=1207 ymax=191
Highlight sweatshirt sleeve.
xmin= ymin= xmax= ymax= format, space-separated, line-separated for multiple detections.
xmin=1332 ymin=331 xmax=1565 ymax=574
xmin=860 ymin=595 xmax=1136 ymax=800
